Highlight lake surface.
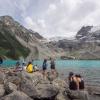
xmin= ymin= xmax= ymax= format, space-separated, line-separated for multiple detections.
xmin=33 ymin=60 xmax=100 ymax=69
xmin=2 ymin=60 xmax=100 ymax=86
xmin=2 ymin=60 xmax=100 ymax=68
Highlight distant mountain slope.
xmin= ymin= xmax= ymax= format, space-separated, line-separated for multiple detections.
xmin=0 ymin=16 xmax=30 ymax=59
xmin=49 ymin=26 xmax=100 ymax=59
xmin=0 ymin=15 xmax=63 ymax=60
xmin=29 ymin=29 xmax=44 ymax=40
xmin=1 ymin=15 xmax=100 ymax=60
xmin=76 ymin=26 xmax=100 ymax=41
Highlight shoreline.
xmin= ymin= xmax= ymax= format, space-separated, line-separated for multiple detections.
xmin=1 ymin=66 xmax=100 ymax=86
xmin=0 ymin=67 xmax=100 ymax=100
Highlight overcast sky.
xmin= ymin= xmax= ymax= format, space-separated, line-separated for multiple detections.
xmin=0 ymin=0 xmax=100 ymax=38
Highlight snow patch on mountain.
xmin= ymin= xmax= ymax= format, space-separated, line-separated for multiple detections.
xmin=90 ymin=26 xmax=100 ymax=33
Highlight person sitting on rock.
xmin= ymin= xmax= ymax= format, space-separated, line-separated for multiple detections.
xmin=34 ymin=65 xmax=39 ymax=71
xmin=67 ymin=73 xmax=89 ymax=100
xmin=68 ymin=72 xmax=85 ymax=90
xmin=22 ymin=62 xmax=27 ymax=71
xmin=74 ymin=74 xmax=84 ymax=90
xmin=0 ymin=57 xmax=3 ymax=66
xmin=26 ymin=62 xmax=34 ymax=73
xmin=68 ymin=72 xmax=77 ymax=90
xmin=14 ymin=61 xmax=23 ymax=72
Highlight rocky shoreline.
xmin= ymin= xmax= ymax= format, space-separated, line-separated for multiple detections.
xmin=0 ymin=68 xmax=100 ymax=100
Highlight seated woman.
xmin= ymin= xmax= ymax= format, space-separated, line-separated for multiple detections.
xmin=68 ymin=72 xmax=77 ymax=90
xmin=68 ymin=72 xmax=85 ymax=90
xmin=34 ymin=65 xmax=39 ymax=71
xmin=26 ymin=62 xmax=34 ymax=73
xmin=14 ymin=61 xmax=23 ymax=72
xmin=68 ymin=72 xmax=88 ymax=100
xmin=75 ymin=74 xmax=84 ymax=90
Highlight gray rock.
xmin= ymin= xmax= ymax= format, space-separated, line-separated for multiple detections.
xmin=20 ymin=78 xmax=38 ymax=98
xmin=87 ymin=86 xmax=100 ymax=95
xmin=89 ymin=95 xmax=100 ymax=100
xmin=56 ymin=92 xmax=70 ymax=100
xmin=22 ymin=71 xmax=44 ymax=86
xmin=0 ymin=72 xmax=5 ymax=84
xmin=35 ymin=83 xmax=59 ymax=100
xmin=1 ymin=91 xmax=32 ymax=100
xmin=5 ymin=74 xmax=22 ymax=86
xmin=4 ymin=82 xmax=17 ymax=94
xmin=65 ymin=90 xmax=89 ymax=100
xmin=52 ymin=78 xmax=68 ymax=91
xmin=0 ymin=84 xmax=5 ymax=97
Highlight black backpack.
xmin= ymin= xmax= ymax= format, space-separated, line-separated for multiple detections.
xmin=79 ymin=80 xmax=84 ymax=90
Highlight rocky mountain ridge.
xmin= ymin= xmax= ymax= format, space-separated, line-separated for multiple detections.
xmin=49 ymin=26 xmax=100 ymax=59
xmin=0 ymin=15 xmax=100 ymax=60
xmin=0 ymin=15 xmax=64 ymax=60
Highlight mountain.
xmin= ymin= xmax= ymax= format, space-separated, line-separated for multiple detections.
xmin=76 ymin=26 xmax=100 ymax=41
xmin=48 ymin=36 xmax=68 ymax=42
xmin=0 ymin=15 xmax=63 ymax=60
xmin=1 ymin=15 xmax=100 ymax=60
xmin=29 ymin=29 xmax=44 ymax=40
xmin=0 ymin=16 xmax=31 ymax=59
xmin=49 ymin=26 xmax=100 ymax=59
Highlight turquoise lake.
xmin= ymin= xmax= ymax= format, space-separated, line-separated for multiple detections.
xmin=1 ymin=60 xmax=100 ymax=86
xmin=2 ymin=60 xmax=100 ymax=69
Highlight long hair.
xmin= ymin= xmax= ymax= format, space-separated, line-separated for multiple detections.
xmin=68 ymin=72 xmax=74 ymax=81
xmin=43 ymin=59 xmax=47 ymax=63
xmin=27 ymin=62 xmax=32 ymax=67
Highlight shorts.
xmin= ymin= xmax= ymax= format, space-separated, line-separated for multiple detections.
xmin=43 ymin=67 xmax=47 ymax=70
xmin=51 ymin=65 xmax=55 ymax=69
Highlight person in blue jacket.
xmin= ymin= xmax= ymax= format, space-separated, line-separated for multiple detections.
xmin=42 ymin=59 xmax=48 ymax=79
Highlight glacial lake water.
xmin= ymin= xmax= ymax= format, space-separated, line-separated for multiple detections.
xmin=2 ymin=59 xmax=100 ymax=69
xmin=2 ymin=60 xmax=100 ymax=86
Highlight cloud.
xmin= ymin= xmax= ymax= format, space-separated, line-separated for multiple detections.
xmin=0 ymin=0 xmax=100 ymax=38
xmin=38 ymin=19 xmax=46 ymax=28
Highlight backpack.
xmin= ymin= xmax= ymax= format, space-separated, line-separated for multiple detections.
xmin=79 ymin=80 xmax=84 ymax=90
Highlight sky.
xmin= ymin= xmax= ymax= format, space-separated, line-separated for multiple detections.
xmin=0 ymin=0 xmax=100 ymax=38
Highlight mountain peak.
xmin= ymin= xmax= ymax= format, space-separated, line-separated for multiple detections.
xmin=0 ymin=15 xmax=14 ymax=22
xmin=0 ymin=15 xmax=16 ymax=27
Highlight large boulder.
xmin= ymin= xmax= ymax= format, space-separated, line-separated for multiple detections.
xmin=56 ymin=92 xmax=70 ymax=100
xmin=34 ymin=83 xmax=59 ymax=100
xmin=20 ymin=78 xmax=38 ymax=98
xmin=89 ymin=95 xmax=100 ymax=100
xmin=5 ymin=73 xmax=22 ymax=86
xmin=65 ymin=89 xmax=89 ymax=100
xmin=1 ymin=91 xmax=32 ymax=100
xmin=52 ymin=78 xmax=68 ymax=91
xmin=22 ymin=71 xmax=44 ymax=86
xmin=47 ymin=72 xmax=58 ymax=83
xmin=0 ymin=84 xmax=5 ymax=97
xmin=4 ymin=82 xmax=17 ymax=94
xmin=86 ymin=86 xmax=100 ymax=96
